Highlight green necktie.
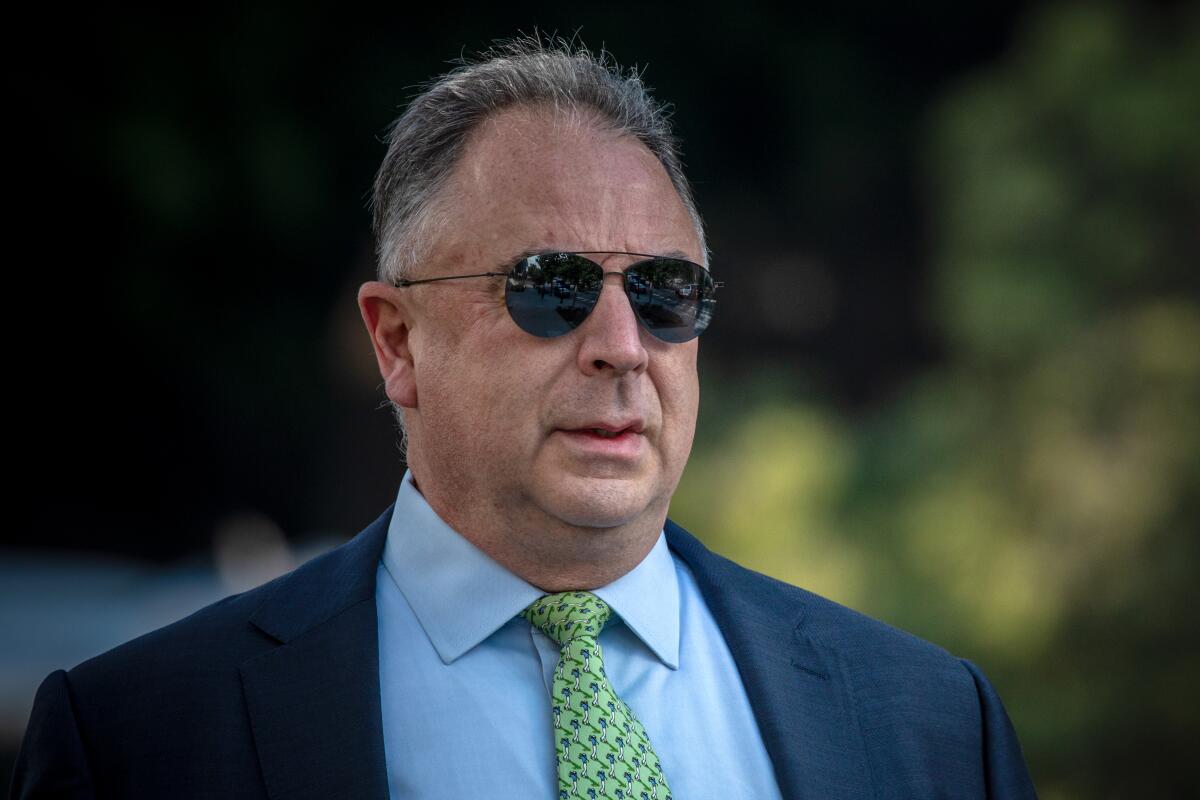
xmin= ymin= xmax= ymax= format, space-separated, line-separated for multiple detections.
xmin=523 ymin=591 xmax=673 ymax=800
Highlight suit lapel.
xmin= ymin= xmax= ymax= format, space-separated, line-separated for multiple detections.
xmin=240 ymin=506 xmax=394 ymax=800
xmin=666 ymin=520 xmax=874 ymax=800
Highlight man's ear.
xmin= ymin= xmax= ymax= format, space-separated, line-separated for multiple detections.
xmin=357 ymin=281 xmax=418 ymax=409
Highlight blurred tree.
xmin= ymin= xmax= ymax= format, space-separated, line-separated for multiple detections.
xmin=674 ymin=3 xmax=1199 ymax=796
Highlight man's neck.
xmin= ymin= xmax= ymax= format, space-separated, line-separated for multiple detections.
xmin=409 ymin=473 xmax=666 ymax=591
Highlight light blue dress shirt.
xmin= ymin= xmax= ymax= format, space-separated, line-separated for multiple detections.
xmin=376 ymin=471 xmax=783 ymax=799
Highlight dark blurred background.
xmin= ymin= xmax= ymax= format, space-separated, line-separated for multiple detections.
xmin=5 ymin=2 xmax=1198 ymax=796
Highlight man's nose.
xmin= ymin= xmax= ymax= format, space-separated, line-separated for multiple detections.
xmin=576 ymin=272 xmax=649 ymax=376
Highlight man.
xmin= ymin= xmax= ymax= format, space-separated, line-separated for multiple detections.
xmin=11 ymin=40 xmax=1037 ymax=799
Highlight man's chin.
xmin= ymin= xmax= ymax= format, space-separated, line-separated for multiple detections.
xmin=532 ymin=477 xmax=661 ymax=530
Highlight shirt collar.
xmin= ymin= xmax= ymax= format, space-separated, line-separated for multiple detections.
xmin=380 ymin=470 xmax=680 ymax=669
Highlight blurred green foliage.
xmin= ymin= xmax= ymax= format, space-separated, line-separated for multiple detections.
xmin=672 ymin=4 xmax=1199 ymax=797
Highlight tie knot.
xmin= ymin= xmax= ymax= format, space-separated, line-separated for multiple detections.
xmin=522 ymin=591 xmax=611 ymax=646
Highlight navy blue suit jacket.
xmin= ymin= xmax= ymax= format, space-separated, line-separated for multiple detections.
xmin=11 ymin=507 xmax=1037 ymax=798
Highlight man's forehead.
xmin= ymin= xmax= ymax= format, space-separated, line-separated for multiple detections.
xmin=459 ymin=107 xmax=657 ymax=189
xmin=433 ymin=106 xmax=702 ymax=266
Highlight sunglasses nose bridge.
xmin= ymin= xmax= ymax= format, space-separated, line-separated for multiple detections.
xmin=599 ymin=268 xmax=654 ymax=325
xmin=598 ymin=269 xmax=629 ymax=290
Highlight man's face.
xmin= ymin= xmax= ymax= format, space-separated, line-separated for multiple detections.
xmin=398 ymin=107 xmax=703 ymax=538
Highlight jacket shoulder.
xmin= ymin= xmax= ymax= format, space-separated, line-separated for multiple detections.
xmin=666 ymin=517 xmax=988 ymax=741
xmin=666 ymin=517 xmax=961 ymax=667
xmin=69 ymin=571 xmax=279 ymax=685
xmin=65 ymin=504 xmax=392 ymax=701
xmin=15 ymin=507 xmax=394 ymax=798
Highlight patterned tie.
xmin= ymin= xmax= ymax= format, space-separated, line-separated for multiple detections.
xmin=523 ymin=592 xmax=673 ymax=800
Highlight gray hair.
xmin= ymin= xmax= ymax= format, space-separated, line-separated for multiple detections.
xmin=371 ymin=35 xmax=706 ymax=285
xmin=369 ymin=36 xmax=706 ymax=444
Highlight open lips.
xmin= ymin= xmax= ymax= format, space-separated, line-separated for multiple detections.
xmin=565 ymin=421 xmax=645 ymax=438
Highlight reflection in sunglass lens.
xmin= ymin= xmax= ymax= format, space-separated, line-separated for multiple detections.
xmin=506 ymin=254 xmax=602 ymax=337
xmin=505 ymin=253 xmax=715 ymax=342
xmin=626 ymin=258 xmax=715 ymax=344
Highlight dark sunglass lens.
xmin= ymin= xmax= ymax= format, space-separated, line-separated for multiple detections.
xmin=626 ymin=259 xmax=715 ymax=343
xmin=506 ymin=254 xmax=602 ymax=338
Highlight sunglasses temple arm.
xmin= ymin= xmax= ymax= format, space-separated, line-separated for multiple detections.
xmin=394 ymin=272 xmax=509 ymax=287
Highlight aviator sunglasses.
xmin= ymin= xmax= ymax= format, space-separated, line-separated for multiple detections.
xmin=394 ymin=251 xmax=721 ymax=343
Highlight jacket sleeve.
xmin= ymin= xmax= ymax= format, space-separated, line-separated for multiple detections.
xmin=960 ymin=658 xmax=1039 ymax=799
xmin=8 ymin=670 xmax=97 ymax=800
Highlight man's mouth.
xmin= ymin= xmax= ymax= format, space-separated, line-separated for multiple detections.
xmin=565 ymin=420 xmax=645 ymax=437
xmin=556 ymin=421 xmax=647 ymax=454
